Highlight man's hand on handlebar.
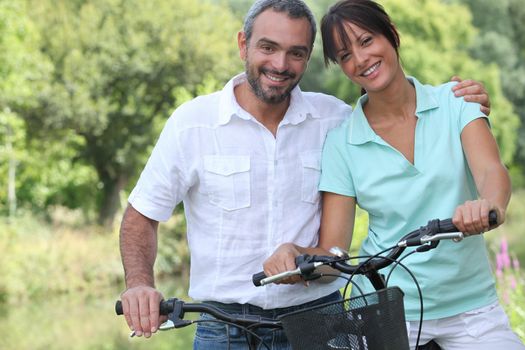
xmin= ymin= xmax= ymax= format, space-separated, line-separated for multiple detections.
xmin=120 ymin=285 xmax=167 ymax=338
xmin=263 ymin=243 xmax=306 ymax=285
xmin=452 ymin=199 xmax=504 ymax=235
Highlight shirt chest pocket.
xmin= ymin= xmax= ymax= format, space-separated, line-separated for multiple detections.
xmin=203 ymin=155 xmax=251 ymax=211
xmin=300 ymin=151 xmax=322 ymax=204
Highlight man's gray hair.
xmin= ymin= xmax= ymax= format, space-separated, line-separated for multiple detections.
xmin=243 ymin=0 xmax=317 ymax=50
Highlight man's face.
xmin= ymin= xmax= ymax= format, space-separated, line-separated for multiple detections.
xmin=239 ymin=9 xmax=312 ymax=105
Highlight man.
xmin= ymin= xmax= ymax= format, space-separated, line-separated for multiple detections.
xmin=119 ymin=0 xmax=491 ymax=348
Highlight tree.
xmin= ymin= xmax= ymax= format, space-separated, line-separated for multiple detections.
xmin=24 ymin=0 xmax=242 ymax=226
xmin=0 ymin=0 xmax=54 ymax=217
xmin=455 ymin=0 xmax=525 ymax=187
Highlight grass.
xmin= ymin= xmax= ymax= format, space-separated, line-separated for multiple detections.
xmin=0 ymin=208 xmax=194 ymax=349
xmin=0 ymin=205 xmax=190 ymax=303
xmin=0 ymin=212 xmax=121 ymax=303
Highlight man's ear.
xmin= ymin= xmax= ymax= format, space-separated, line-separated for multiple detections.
xmin=238 ymin=31 xmax=247 ymax=61
xmin=306 ymin=43 xmax=314 ymax=64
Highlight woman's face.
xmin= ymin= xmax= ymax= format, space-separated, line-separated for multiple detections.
xmin=333 ymin=21 xmax=400 ymax=93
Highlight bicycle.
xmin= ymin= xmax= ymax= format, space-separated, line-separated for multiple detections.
xmin=116 ymin=211 xmax=497 ymax=350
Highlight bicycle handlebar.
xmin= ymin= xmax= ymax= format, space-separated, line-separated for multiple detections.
xmin=253 ymin=211 xmax=498 ymax=287
xmin=115 ymin=299 xmax=175 ymax=316
xmin=115 ymin=298 xmax=281 ymax=329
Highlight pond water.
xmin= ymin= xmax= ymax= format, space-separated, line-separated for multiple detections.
xmin=0 ymin=279 xmax=196 ymax=350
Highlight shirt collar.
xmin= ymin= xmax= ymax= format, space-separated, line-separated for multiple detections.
xmin=217 ymin=72 xmax=321 ymax=126
xmin=217 ymin=73 xmax=249 ymax=125
xmin=347 ymin=76 xmax=439 ymax=145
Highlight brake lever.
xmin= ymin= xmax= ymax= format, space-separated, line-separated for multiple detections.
xmin=420 ymin=232 xmax=464 ymax=243
xmin=415 ymin=240 xmax=439 ymax=252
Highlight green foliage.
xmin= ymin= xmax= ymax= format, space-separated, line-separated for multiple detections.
xmin=21 ymin=0 xmax=242 ymax=224
xmin=349 ymin=206 xmax=369 ymax=255
xmin=486 ymin=190 xmax=525 ymax=271
xmin=0 ymin=209 xmax=195 ymax=347
xmin=385 ymin=0 xmax=520 ymax=164
xmin=493 ymin=238 xmax=525 ymax=339
xmin=0 ymin=0 xmax=52 ymax=108
xmin=0 ymin=286 xmax=196 ymax=350
xmin=207 ymin=0 xmax=253 ymax=17
xmin=156 ymin=208 xmax=190 ymax=277
xmin=485 ymin=190 xmax=525 ymax=340
xmin=0 ymin=207 xmax=189 ymax=303
xmin=0 ymin=213 xmax=121 ymax=302
xmin=0 ymin=0 xmax=58 ymax=215
xmin=455 ymin=0 xmax=525 ymax=186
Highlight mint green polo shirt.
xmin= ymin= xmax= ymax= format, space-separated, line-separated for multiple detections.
xmin=319 ymin=76 xmax=498 ymax=320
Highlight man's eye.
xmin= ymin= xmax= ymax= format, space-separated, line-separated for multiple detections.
xmin=292 ymin=51 xmax=306 ymax=59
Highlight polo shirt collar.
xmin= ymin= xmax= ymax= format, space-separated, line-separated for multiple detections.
xmin=409 ymin=76 xmax=440 ymax=115
xmin=217 ymin=72 xmax=321 ymax=126
xmin=347 ymin=76 xmax=439 ymax=145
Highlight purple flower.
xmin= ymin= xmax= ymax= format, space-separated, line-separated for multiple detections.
xmin=510 ymin=275 xmax=517 ymax=290
xmin=512 ymin=257 xmax=520 ymax=271
xmin=496 ymin=253 xmax=504 ymax=273
xmin=500 ymin=238 xmax=511 ymax=269
xmin=501 ymin=238 xmax=508 ymax=254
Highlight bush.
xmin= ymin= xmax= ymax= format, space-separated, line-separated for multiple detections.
xmin=0 ymin=212 xmax=122 ymax=303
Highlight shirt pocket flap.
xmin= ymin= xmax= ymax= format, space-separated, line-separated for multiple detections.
xmin=300 ymin=151 xmax=322 ymax=170
xmin=203 ymin=155 xmax=250 ymax=176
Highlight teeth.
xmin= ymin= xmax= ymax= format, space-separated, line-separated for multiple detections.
xmin=362 ymin=62 xmax=380 ymax=77
xmin=266 ymin=74 xmax=286 ymax=82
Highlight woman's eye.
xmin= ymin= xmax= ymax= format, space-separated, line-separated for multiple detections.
xmin=339 ymin=53 xmax=351 ymax=62
xmin=362 ymin=37 xmax=372 ymax=46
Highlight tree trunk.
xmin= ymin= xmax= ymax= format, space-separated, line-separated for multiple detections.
xmin=98 ymin=173 xmax=129 ymax=228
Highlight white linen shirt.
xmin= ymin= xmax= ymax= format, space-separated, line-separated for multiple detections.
xmin=129 ymin=73 xmax=351 ymax=309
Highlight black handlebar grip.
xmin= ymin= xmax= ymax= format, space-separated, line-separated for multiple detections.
xmin=252 ymin=271 xmax=267 ymax=287
xmin=436 ymin=218 xmax=457 ymax=233
xmin=115 ymin=300 xmax=174 ymax=316
xmin=438 ymin=209 xmax=498 ymax=233
xmin=115 ymin=301 xmax=123 ymax=315
xmin=488 ymin=210 xmax=498 ymax=226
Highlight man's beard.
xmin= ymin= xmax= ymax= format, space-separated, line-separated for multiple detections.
xmin=245 ymin=63 xmax=300 ymax=105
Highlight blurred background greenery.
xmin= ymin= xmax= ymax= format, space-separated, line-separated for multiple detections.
xmin=0 ymin=0 xmax=524 ymax=348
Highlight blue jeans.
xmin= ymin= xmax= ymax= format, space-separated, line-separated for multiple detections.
xmin=193 ymin=291 xmax=342 ymax=350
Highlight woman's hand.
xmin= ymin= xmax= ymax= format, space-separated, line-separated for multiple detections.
xmin=452 ymin=199 xmax=505 ymax=235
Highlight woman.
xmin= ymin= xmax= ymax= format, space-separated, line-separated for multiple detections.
xmin=264 ymin=1 xmax=524 ymax=349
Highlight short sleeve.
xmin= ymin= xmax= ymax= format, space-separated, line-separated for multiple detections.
xmin=318 ymin=127 xmax=356 ymax=197
xmin=128 ymin=115 xmax=191 ymax=222
xmin=455 ymin=91 xmax=489 ymax=132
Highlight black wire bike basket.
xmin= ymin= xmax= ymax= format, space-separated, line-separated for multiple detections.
xmin=279 ymin=287 xmax=409 ymax=350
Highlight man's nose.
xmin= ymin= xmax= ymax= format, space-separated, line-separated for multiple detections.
xmin=270 ymin=52 xmax=288 ymax=72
